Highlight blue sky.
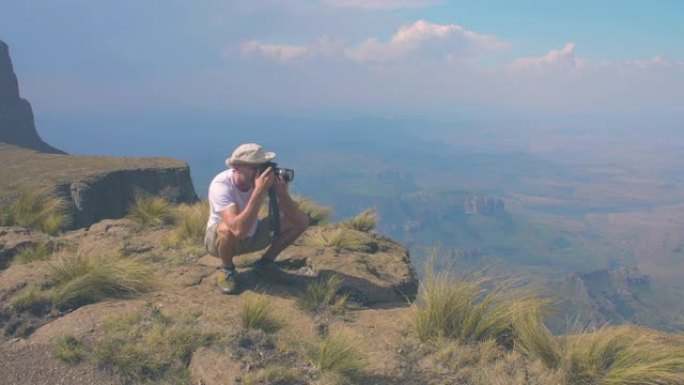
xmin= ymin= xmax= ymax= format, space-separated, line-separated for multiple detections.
xmin=1 ymin=0 xmax=682 ymax=119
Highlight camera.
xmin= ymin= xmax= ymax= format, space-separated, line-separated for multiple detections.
xmin=259 ymin=161 xmax=294 ymax=182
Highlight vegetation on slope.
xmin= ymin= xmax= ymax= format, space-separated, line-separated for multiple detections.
xmin=0 ymin=188 xmax=68 ymax=235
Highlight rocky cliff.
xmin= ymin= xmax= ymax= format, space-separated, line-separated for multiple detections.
xmin=0 ymin=143 xmax=197 ymax=228
xmin=463 ymin=194 xmax=505 ymax=216
xmin=0 ymin=40 xmax=63 ymax=154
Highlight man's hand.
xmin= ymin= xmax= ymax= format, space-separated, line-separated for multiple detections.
xmin=275 ymin=176 xmax=289 ymax=198
xmin=254 ymin=166 xmax=275 ymax=196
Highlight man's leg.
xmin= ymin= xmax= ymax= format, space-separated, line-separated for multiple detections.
xmin=216 ymin=222 xmax=240 ymax=267
xmin=260 ymin=192 xmax=309 ymax=262
xmin=215 ymin=223 xmax=240 ymax=294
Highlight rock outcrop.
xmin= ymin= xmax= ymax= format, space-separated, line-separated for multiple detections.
xmin=0 ymin=143 xmax=197 ymax=229
xmin=0 ymin=40 xmax=63 ymax=154
xmin=463 ymin=194 xmax=506 ymax=216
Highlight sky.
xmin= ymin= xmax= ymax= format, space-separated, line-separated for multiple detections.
xmin=1 ymin=0 xmax=683 ymax=120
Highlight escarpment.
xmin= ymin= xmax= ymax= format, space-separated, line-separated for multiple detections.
xmin=0 ymin=143 xmax=197 ymax=229
xmin=0 ymin=40 xmax=63 ymax=154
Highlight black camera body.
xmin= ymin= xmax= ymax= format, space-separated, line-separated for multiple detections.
xmin=259 ymin=161 xmax=295 ymax=182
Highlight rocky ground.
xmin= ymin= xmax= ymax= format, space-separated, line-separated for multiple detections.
xmin=0 ymin=218 xmax=420 ymax=385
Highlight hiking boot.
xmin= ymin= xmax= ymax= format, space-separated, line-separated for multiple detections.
xmin=254 ymin=257 xmax=278 ymax=268
xmin=217 ymin=267 xmax=238 ymax=294
xmin=253 ymin=258 xmax=285 ymax=280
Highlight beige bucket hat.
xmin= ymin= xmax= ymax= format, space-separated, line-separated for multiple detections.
xmin=226 ymin=143 xmax=276 ymax=167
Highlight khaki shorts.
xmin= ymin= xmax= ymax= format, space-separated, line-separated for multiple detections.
xmin=204 ymin=219 xmax=274 ymax=257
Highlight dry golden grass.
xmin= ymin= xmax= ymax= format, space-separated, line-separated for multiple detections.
xmin=166 ymin=200 xmax=209 ymax=247
xmin=11 ymin=284 xmax=52 ymax=314
xmin=53 ymin=335 xmax=84 ymax=364
xmin=301 ymin=226 xmax=374 ymax=253
xmin=48 ymin=252 xmax=157 ymax=310
xmin=342 ymin=208 xmax=376 ymax=232
xmin=1 ymin=188 xmax=68 ymax=235
xmin=126 ymin=194 xmax=174 ymax=227
xmin=513 ymin=302 xmax=560 ymax=369
xmin=293 ymin=195 xmax=332 ymax=226
xmin=557 ymin=325 xmax=684 ymax=385
xmin=13 ymin=242 xmax=52 ymax=265
xmin=239 ymin=294 xmax=282 ymax=333
xmin=93 ymin=306 xmax=213 ymax=384
xmin=297 ymin=274 xmax=348 ymax=315
xmin=413 ymin=265 xmax=551 ymax=347
xmin=310 ymin=331 xmax=367 ymax=379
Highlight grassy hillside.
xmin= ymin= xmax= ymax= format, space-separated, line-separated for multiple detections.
xmin=2 ymin=197 xmax=683 ymax=384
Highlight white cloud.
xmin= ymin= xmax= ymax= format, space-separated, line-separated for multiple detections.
xmin=621 ymin=55 xmax=684 ymax=70
xmin=239 ymin=36 xmax=347 ymax=63
xmin=346 ymin=20 xmax=509 ymax=63
xmin=325 ymin=0 xmax=443 ymax=10
xmin=240 ymin=40 xmax=310 ymax=62
xmin=511 ymin=42 xmax=587 ymax=71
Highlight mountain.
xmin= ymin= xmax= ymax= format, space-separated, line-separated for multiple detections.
xmin=0 ymin=40 xmax=63 ymax=154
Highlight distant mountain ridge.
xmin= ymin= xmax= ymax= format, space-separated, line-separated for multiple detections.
xmin=0 ymin=40 xmax=63 ymax=154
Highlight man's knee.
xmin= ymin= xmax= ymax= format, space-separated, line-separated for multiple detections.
xmin=216 ymin=223 xmax=239 ymax=245
xmin=293 ymin=210 xmax=310 ymax=235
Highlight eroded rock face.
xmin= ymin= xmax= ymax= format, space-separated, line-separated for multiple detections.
xmin=57 ymin=166 xmax=197 ymax=228
xmin=0 ymin=40 xmax=63 ymax=154
xmin=0 ymin=143 xmax=198 ymax=229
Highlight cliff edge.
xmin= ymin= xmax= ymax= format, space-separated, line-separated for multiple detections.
xmin=0 ymin=40 xmax=63 ymax=154
xmin=0 ymin=143 xmax=197 ymax=228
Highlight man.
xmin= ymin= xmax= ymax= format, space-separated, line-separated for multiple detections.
xmin=204 ymin=143 xmax=310 ymax=294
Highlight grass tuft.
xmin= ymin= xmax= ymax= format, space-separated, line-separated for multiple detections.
xmin=559 ymin=325 xmax=684 ymax=385
xmin=512 ymin=302 xmax=560 ymax=369
xmin=413 ymin=265 xmax=550 ymax=347
xmin=3 ymin=189 xmax=68 ymax=235
xmin=311 ymin=331 xmax=367 ymax=378
xmin=302 ymin=227 xmax=373 ymax=253
xmin=93 ymin=306 xmax=213 ymax=384
xmin=11 ymin=284 xmax=52 ymax=314
xmin=342 ymin=208 xmax=376 ymax=232
xmin=53 ymin=335 xmax=84 ymax=364
xmin=166 ymin=200 xmax=209 ymax=247
xmin=293 ymin=195 xmax=331 ymax=226
xmin=298 ymin=274 xmax=348 ymax=315
xmin=13 ymin=242 xmax=52 ymax=265
xmin=239 ymin=294 xmax=282 ymax=333
xmin=48 ymin=252 xmax=157 ymax=310
xmin=127 ymin=194 xmax=174 ymax=228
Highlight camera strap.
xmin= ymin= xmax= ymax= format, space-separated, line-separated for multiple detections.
xmin=268 ymin=186 xmax=281 ymax=237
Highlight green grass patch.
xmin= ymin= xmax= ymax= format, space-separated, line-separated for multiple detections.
xmin=13 ymin=242 xmax=52 ymax=265
xmin=93 ymin=306 xmax=213 ymax=384
xmin=48 ymin=252 xmax=157 ymax=310
xmin=239 ymin=294 xmax=282 ymax=333
xmin=1 ymin=188 xmax=68 ymax=235
xmin=293 ymin=195 xmax=331 ymax=226
xmin=127 ymin=194 xmax=174 ymax=228
xmin=342 ymin=208 xmax=376 ymax=232
xmin=53 ymin=335 xmax=84 ymax=364
xmin=302 ymin=226 xmax=374 ymax=253
xmin=297 ymin=275 xmax=348 ymax=315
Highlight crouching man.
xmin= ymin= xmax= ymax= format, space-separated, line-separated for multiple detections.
xmin=204 ymin=143 xmax=309 ymax=294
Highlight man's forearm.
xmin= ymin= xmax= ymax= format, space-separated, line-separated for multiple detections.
xmin=231 ymin=194 xmax=264 ymax=238
xmin=276 ymin=188 xmax=299 ymax=215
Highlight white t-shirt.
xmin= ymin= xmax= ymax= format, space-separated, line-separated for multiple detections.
xmin=206 ymin=169 xmax=259 ymax=237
